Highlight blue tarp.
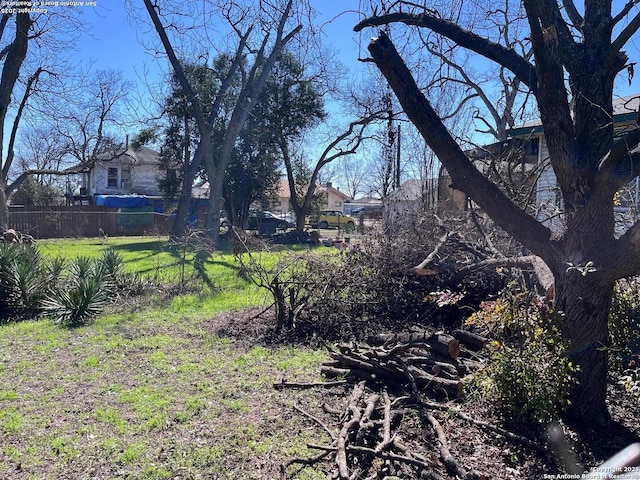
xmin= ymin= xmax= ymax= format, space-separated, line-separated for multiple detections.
xmin=95 ymin=195 xmax=151 ymax=208
xmin=94 ymin=195 xmax=208 ymax=226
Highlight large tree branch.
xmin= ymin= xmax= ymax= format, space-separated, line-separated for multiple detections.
xmin=0 ymin=13 xmax=30 ymax=172
xmin=208 ymin=27 xmax=252 ymax=125
xmin=611 ymin=10 xmax=640 ymax=58
xmin=606 ymin=222 xmax=640 ymax=279
xmin=142 ymin=0 xmax=207 ymax=130
xmin=215 ymin=0 xmax=301 ymax=171
xmin=526 ymin=0 xmax=583 ymax=73
xmin=612 ymin=0 xmax=640 ymax=26
xmin=562 ymin=0 xmax=584 ymax=29
xmin=2 ymin=67 xmax=46 ymax=181
xmin=367 ymin=31 xmax=551 ymax=257
xmin=354 ymin=12 xmax=537 ymax=93
xmin=596 ymin=125 xmax=640 ymax=189
xmin=522 ymin=0 xmax=577 ymax=200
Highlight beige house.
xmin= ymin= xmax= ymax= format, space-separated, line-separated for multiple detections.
xmin=271 ymin=180 xmax=351 ymax=215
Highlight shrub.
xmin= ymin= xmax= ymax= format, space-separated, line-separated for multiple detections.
xmin=43 ymin=255 xmax=112 ymax=327
xmin=466 ymin=287 xmax=575 ymax=423
xmin=236 ymin=215 xmax=511 ymax=342
xmin=0 ymin=243 xmax=51 ymax=320
xmin=609 ymin=278 xmax=640 ymax=373
xmin=43 ymin=274 xmax=111 ymax=327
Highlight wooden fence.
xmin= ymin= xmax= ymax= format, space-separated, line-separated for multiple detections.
xmin=8 ymin=206 xmax=174 ymax=239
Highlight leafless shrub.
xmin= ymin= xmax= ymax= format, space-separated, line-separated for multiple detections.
xmin=237 ymin=214 xmax=516 ymax=343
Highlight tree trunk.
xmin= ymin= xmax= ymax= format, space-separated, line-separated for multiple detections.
xmin=0 ymin=186 xmax=7 ymax=232
xmin=553 ymin=268 xmax=613 ymax=426
xmin=171 ymin=134 xmax=211 ymax=240
xmin=206 ymin=170 xmax=223 ymax=241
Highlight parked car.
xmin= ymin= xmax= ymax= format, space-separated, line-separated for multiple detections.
xmin=306 ymin=210 xmax=357 ymax=231
xmin=248 ymin=210 xmax=294 ymax=232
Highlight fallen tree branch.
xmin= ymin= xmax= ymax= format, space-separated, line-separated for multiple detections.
xmin=274 ymin=380 xmax=348 ymax=390
xmin=394 ymin=397 xmax=546 ymax=453
xmin=308 ymin=443 xmax=446 ymax=480
xmin=280 ymin=450 xmax=332 ymax=480
xmin=451 ymin=255 xmax=537 ymax=283
xmin=292 ymin=404 xmax=335 ymax=442
xmin=413 ymin=230 xmax=454 ymax=273
xmin=426 ymin=411 xmax=484 ymax=479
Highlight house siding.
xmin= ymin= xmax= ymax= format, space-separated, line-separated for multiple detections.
xmin=86 ymin=148 xmax=164 ymax=197
xmin=533 ymin=139 xmax=564 ymax=231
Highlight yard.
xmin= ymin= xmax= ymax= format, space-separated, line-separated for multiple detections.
xmin=0 ymin=236 xmax=639 ymax=479
xmin=0 ymin=236 xmax=330 ymax=479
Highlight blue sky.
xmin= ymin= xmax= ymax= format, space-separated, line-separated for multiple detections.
xmin=75 ymin=2 xmax=367 ymax=95
xmin=55 ymin=1 xmax=640 ymax=143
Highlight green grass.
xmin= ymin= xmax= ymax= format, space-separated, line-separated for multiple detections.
xmin=0 ymin=236 xmax=330 ymax=479
xmin=36 ymin=236 xmax=249 ymax=291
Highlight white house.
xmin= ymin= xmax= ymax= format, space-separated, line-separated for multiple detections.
xmin=435 ymin=94 xmax=640 ymax=233
xmin=384 ymin=178 xmax=439 ymax=225
xmin=68 ymin=145 xmax=164 ymax=198
xmin=506 ymin=94 xmax=640 ymax=232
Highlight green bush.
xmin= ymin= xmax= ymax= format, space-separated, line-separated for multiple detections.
xmin=43 ymin=275 xmax=111 ymax=327
xmin=609 ymin=278 xmax=640 ymax=373
xmin=43 ymin=256 xmax=112 ymax=327
xmin=0 ymin=243 xmax=51 ymax=319
xmin=466 ymin=288 xmax=575 ymax=423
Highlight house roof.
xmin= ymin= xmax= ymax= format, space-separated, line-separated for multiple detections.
xmin=101 ymin=145 xmax=161 ymax=166
xmin=507 ymin=93 xmax=640 ymax=137
xmin=65 ymin=145 xmax=161 ymax=173
xmin=316 ymin=183 xmax=351 ymax=201
xmin=277 ymin=179 xmax=291 ymax=199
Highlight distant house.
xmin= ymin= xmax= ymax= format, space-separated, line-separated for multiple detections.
xmin=506 ymin=94 xmax=640 ymax=231
xmin=316 ymin=182 xmax=351 ymax=212
xmin=437 ymin=138 xmax=539 ymax=214
xmin=437 ymin=94 xmax=640 ymax=230
xmin=271 ymin=180 xmax=352 ymax=215
xmin=67 ymin=144 xmax=164 ymax=199
xmin=384 ymin=178 xmax=439 ymax=224
xmin=271 ymin=180 xmax=292 ymax=216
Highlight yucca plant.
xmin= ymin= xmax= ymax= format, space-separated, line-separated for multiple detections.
xmin=0 ymin=243 xmax=48 ymax=319
xmin=43 ymin=256 xmax=112 ymax=327
xmin=68 ymin=255 xmax=96 ymax=281
xmin=44 ymin=275 xmax=110 ymax=327
xmin=98 ymin=248 xmax=125 ymax=278
xmin=44 ymin=256 xmax=66 ymax=284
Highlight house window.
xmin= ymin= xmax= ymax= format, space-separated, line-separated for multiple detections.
xmin=334 ymin=201 xmax=342 ymax=207
xmin=107 ymin=167 xmax=118 ymax=187
xmin=121 ymin=168 xmax=132 ymax=189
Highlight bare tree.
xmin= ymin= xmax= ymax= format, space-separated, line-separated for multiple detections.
xmin=356 ymin=1 xmax=640 ymax=425
xmin=338 ymin=156 xmax=368 ymax=200
xmin=282 ymin=112 xmax=382 ymax=231
xmin=139 ymin=0 xmax=302 ymax=241
xmin=0 ymin=10 xmax=86 ymax=230
xmin=16 ymin=125 xmax=67 ymax=185
xmin=54 ymin=69 xmax=130 ymax=170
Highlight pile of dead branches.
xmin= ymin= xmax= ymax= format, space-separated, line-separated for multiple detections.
xmin=277 ymin=329 xmax=547 ymax=479
xmin=284 ymin=381 xmax=461 ymax=480
xmin=321 ymin=329 xmax=487 ymax=401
